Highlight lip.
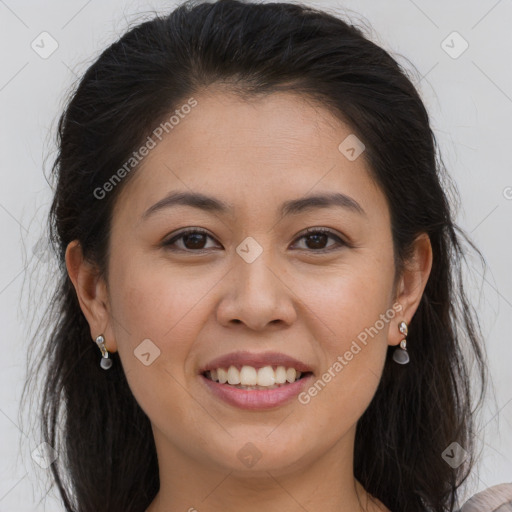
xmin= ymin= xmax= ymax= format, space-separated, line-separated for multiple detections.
xmin=200 ymin=372 xmax=314 ymax=410
xmin=198 ymin=350 xmax=314 ymax=374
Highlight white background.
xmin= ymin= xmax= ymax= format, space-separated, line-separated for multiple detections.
xmin=0 ymin=0 xmax=511 ymax=510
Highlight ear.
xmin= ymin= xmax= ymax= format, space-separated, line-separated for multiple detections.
xmin=389 ymin=233 xmax=433 ymax=346
xmin=65 ymin=240 xmax=117 ymax=353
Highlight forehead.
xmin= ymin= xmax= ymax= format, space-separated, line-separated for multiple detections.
xmin=166 ymin=90 xmax=349 ymax=160
xmin=113 ymin=90 xmax=386 ymax=223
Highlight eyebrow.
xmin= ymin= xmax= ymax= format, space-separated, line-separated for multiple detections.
xmin=142 ymin=190 xmax=366 ymax=220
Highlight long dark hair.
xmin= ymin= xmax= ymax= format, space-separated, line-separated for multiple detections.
xmin=22 ymin=1 xmax=488 ymax=511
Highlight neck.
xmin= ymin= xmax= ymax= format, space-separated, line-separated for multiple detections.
xmin=146 ymin=424 xmax=389 ymax=512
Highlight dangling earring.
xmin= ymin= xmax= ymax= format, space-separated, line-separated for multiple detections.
xmin=94 ymin=334 xmax=113 ymax=370
xmin=392 ymin=321 xmax=410 ymax=365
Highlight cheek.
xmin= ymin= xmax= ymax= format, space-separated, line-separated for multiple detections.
xmin=105 ymin=254 xmax=211 ymax=401
xmin=295 ymin=255 xmax=395 ymax=411
xmin=294 ymin=256 xmax=395 ymax=347
xmin=108 ymin=251 xmax=218 ymax=340
xmin=106 ymin=260 xmax=207 ymax=425
xmin=300 ymin=283 xmax=391 ymax=431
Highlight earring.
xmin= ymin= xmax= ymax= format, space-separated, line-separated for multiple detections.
xmin=392 ymin=321 xmax=410 ymax=365
xmin=94 ymin=334 xmax=113 ymax=370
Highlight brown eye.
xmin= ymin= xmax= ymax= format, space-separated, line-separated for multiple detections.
xmin=181 ymin=232 xmax=208 ymax=250
xmin=304 ymin=232 xmax=329 ymax=250
xmin=163 ymin=229 xmax=219 ymax=252
xmin=293 ymin=228 xmax=345 ymax=252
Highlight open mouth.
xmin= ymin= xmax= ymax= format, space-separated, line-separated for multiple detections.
xmin=201 ymin=365 xmax=313 ymax=390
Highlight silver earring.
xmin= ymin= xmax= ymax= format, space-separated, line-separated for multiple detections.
xmin=94 ymin=335 xmax=113 ymax=370
xmin=392 ymin=321 xmax=410 ymax=365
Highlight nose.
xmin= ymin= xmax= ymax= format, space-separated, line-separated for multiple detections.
xmin=216 ymin=247 xmax=298 ymax=331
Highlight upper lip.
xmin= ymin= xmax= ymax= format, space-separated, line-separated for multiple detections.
xmin=199 ymin=350 xmax=314 ymax=374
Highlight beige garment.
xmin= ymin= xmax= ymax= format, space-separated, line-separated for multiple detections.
xmin=459 ymin=483 xmax=512 ymax=512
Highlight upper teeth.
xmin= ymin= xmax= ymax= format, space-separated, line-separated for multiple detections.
xmin=206 ymin=365 xmax=303 ymax=387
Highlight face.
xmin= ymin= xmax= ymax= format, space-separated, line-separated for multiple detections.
xmin=103 ymin=90 xmax=402 ymax=475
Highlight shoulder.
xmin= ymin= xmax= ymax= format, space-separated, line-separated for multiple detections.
xmin=459 ymin=483 xmax=512 ymax=511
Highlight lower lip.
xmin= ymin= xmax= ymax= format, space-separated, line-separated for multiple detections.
xmin=200 ymin=373 xmax=314 ymax=410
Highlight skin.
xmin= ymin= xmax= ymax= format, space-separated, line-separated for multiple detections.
xmin=66 ymin=89 xmax=432 ymax=512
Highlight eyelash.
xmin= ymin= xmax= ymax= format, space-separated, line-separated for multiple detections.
xmin=162 ymin=227 xmax=347 ymax=254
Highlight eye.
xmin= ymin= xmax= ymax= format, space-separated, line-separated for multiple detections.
xmin=292 ymin=228 xmax=346 ymax=253
xmin=162 ymin=228 xmax=220 ymax=252
xmin=162 ymin=227 xmax=347 ymax=253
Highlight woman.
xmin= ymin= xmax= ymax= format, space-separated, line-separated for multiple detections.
xmin=23 ymin=0 xmax=506 ymax=511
